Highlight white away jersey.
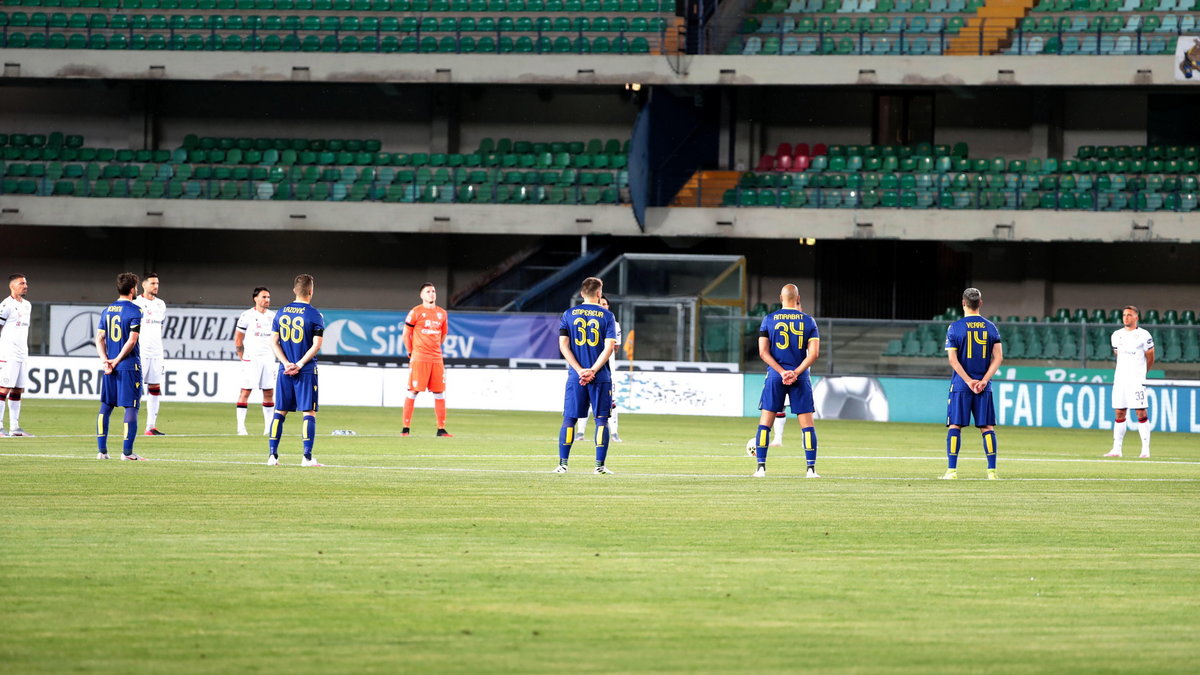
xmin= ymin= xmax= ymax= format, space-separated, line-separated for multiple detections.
xmin=236 ymin=308 xmax=278 ymax=361
xmin=1111 ymin=327 xmax=1154 ymax=383
xmin=134 ymin=296 xmax=167 ymax=358
xmin=0 ymin=296 xmax=32 ymax=360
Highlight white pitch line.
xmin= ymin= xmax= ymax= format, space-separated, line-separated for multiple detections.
xmin=0 ymin=452 xmax=1197 ymax=481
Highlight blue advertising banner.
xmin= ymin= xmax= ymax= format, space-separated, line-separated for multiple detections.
xmin=320 ymin=310 xmax=562 ymax=359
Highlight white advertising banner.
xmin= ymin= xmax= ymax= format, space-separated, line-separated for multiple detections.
xmin=49 ymin=305 xmax=243 ymax=359
xmin=19 ymin=356 xmax=746 ymax=416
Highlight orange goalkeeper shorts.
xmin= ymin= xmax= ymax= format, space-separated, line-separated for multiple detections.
xmin=408 ymin=360 xmax=446 ymax=393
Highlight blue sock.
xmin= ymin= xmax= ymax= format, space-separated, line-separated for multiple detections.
xmin=268 ymin=412 xmax=285 ymax=456
xmin=594 ymin=416 xmax=610 ymax=466
xmin=122 ymin=406 xmax=138 ymax=454
xmin=302 ymin=415 xmax=316 ymax=460
xmin=96 ymin=403 xmax=113 ymax=452
xmin=558 ymin=419 xmax=576 ymax=465
xmin=947 ymin=428 xmax=961 ymax=469
xmin=802 ymin=426 xmax=817 ymax=467
xmin=755 ymin=424 xmax=771 ymax=463
xmin=982 ymin=430 xmax=997 ymax=470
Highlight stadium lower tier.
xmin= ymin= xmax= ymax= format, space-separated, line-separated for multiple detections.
xmin=884 ymin=323 xmax=1200 ymax=362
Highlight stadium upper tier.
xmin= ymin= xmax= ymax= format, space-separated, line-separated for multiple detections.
xmin=0 ymin=0 xmax=676 ymax=53
xmin=726 ymin=0 xmax=1197 ymax=55
xmin=683 ymin=141 xmax=1200 ymax=212
xmin=0 ymin=131 xmax=631 ymax=203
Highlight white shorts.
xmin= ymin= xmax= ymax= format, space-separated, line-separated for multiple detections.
xmin=1111 ymin=382 xmax=1147 ymax=410
xmin=0 ymin=359 xmax=29 ymax=389
xmin=240 ymin=359 xmax=277 ymax=391
xmin=142 ymin=357 xmax=166 ymax=386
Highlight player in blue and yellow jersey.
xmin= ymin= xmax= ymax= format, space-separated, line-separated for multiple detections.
xmin=942 ymin=287 xmax=1004 ymax=480
xmin=554 ymin=276 xmax=618 ymax=475
xmin=94 ymin=272 xmax=145 ymax=460
xmin=749 ymin=284 xmax=821 ymax=478
xmin=268 ymin=274 xmax=326 ymax=467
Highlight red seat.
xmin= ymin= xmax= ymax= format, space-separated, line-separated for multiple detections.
xmin=795 ymin=142 xmax=810 ymax=157
xmin=754 ymin=153 xmax=775 ymax=172
xmin=791 ymin=154 xmax=810 ymax=172
xmin=775 ymin=142 xmax=792 ymax=159
xmin=812 ymin=143 xmax=828 ymax=156
xmin=776 ymin=154 xmax=792 ymax=171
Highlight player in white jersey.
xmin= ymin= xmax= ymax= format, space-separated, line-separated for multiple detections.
xmin=234 ymin=287 xmax=278 ymax=436
xmin=1104 ymin=305 xmax=1155 ymax=458
xmin=0 ymin=274 xmax=34 ymax=436
xmin=576 ymin=295 xmax=624 ymax=443
xmin=134 ymin=272 xmax=168 ymax=435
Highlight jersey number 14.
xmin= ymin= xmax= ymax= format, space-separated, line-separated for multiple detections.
xmin=965 ymin=331 xmax=988 ymax=358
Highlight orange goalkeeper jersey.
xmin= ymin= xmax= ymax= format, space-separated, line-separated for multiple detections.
xmin=405 ymin=304 xmax=448 ymax=362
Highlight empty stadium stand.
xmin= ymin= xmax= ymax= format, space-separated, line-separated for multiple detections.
xmin=674 ymin=141 xmax=1200 ymax=212
xmin=0 ymin=0 xmax=677 ymax=53
xmin=881 ymin=307 xmax=1200 ymax=363
xmin=0 ymin=131 xmax=631 ymax=203
xmin=725 ymin=0 xmax=1195 ymax=55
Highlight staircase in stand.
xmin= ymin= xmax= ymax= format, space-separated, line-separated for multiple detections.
xmin=671 ymin=170 xmax=742 ymax=207
xmin=946 ymin=0 xmax=1036 ymax=55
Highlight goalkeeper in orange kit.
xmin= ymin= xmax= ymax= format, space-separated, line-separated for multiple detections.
xmin=401 ymin=283 xmax=452 ymax=437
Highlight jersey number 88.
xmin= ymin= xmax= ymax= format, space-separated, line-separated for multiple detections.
xmin=278 ymin=316 xmax=306 ymax=343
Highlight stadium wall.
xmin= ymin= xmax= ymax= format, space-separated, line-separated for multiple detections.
xmin=0 ymin=52 xmax=1190 ymax=88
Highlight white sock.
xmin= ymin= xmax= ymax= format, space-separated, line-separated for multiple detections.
xmin=1138 ymin=421 xmax=1151 ymax=453
xmin=772 ymin=415 xmax=786 ymax=445
xmin=1112 ymin=420 xmax=1127 ymax=451
xmin=236 ymin=405 xmax=248 ymax=430
xmin=147 ymin=394 xmax=160 ymax=428
xmin=609 ymin=409 xmax=619 ymax=436
xmin=263 ymin=404 xmax=274 ymax=431
xmin=576 ymin=418 xmax=588 ymax=441
xmin=7 ymin=399 xmax=19 ymax=429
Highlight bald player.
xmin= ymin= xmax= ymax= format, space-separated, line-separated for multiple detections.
xmin=746 ymin=284 xmax=821 ymax=478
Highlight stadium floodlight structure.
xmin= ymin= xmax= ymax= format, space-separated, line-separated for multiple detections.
xmin=592 ymin=253 xmax=746 ymax=364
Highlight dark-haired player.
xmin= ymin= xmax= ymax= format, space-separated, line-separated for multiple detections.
xmin=95 ymin=272 xmax=145 ymax=460
xmin=942 ymin=287 xmax=1003 ymax=480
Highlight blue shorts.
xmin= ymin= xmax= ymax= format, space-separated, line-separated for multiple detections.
xmin=563 ymin=376 xmax=613 ymax=420
xmin=276 ymin=369 xmax=319 ymax=412
xmin=947 ymin=389 xmax=995 ymax=427
xmin=759 ymin=375 xmax=814 ymax=415
xmin=100 ymin=369 xmax=142 ymax=408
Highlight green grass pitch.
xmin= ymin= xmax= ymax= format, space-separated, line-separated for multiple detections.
xmin=1 ymin=400 xmax=1197 ymax=674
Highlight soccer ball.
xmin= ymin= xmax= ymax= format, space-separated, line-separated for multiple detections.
xmin=745 ymin=436 xmax=757 ymax=456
